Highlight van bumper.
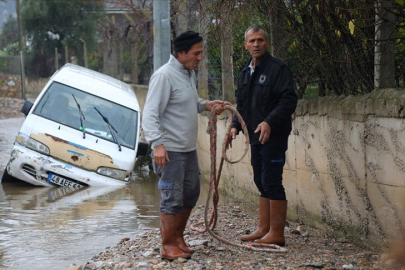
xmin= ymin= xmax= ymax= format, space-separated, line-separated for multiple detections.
xmin=6 ymin=145 xmax=128 ymax=187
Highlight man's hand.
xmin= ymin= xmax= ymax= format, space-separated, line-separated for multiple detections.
xmin=206 ymin=100 xmax=231 ymax=115
xmin=227 ymin=128 xmax=238 ymax=148
xmin=153 ymin=145 xmax=169 ymax=168
xmin=254 ymin=121 xmax=271 ymax=144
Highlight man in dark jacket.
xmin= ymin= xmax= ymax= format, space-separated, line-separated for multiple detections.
xmin=230 ymin=25 xmax=297 ymax=246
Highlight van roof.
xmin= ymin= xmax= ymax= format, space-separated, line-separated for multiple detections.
xmin=51 ymin=63 xmax=140 ymax=112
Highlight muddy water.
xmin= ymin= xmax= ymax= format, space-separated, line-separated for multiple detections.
xmin=0 ymin=171 xmax=240 ymax=270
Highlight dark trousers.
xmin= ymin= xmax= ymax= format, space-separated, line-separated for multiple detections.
xmin=250 ymin=136 xmax=288 ymax=200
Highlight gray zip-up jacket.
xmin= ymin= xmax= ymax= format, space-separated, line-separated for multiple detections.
xmin=142 ymin=55 xmax=207 ymax=152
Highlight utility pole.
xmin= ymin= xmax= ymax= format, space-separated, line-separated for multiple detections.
xmin=16 ymin=0 xmax=26 ymax=100
xmin=153 ymin=0 xmax=170 ymax=71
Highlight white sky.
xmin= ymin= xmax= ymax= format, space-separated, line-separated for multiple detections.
xmin=0 ymin=0 xmax=17 ymax=30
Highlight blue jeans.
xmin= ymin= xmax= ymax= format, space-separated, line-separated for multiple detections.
xmin=151 ymin=150 xmax=200 ymax=214
xmin=250 ymin=137 xmax=288 ymax=200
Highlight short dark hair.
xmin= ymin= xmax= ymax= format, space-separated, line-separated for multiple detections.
xmin=173 ymin=48 xmax=192 ymax=58
xmin=172 ymin=31 xmax=203 ymax=53
xmin=244 ymin=25 xmax=269 ymax=41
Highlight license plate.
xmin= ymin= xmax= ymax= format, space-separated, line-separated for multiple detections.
xmin=47 ymin=173 xmax=83 ymax=188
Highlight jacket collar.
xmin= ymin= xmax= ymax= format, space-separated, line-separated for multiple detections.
xmin=243 ymin=51 xmax=272 ymax=73
xmin=168 ymin=54 xmax=189 ymax=74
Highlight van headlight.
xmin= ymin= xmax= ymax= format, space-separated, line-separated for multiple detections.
xmin=25 ymin=137 xmax=50 ymax=155
xmin=16 ymin=134 xmax=50 ymax=155
xmin=97 ymin=167 xmax=127 ymax=181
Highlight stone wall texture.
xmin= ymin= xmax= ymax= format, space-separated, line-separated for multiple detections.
xmin=134 ymin=85 xmax=405 ymax=250
xmin=0 ymin=74 xmax=49 ymax=99
xmin=0 ymin=74 xmax=21 ymax=98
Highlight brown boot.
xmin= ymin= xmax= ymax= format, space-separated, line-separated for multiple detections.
xmin=160 ymin=213 xmax=191 ymax=260
xmin=254 ymin=200 xmax=287 ymax=246
xmin=176 ymin=207 xmax=195 ymax=254
xmin=240 ymin=197 xmax=270 ymax=241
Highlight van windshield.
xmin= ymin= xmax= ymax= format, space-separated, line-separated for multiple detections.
xmin=33 ymin=82 xmax=138 ymax=149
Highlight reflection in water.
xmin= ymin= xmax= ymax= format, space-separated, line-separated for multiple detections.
xmin=0 ymin=173 xmax=160 ymax=270
xmin=0 ymin=171 xmax=240 ymax=269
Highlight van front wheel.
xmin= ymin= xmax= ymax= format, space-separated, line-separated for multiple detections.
xmin=1 ymin=168 xmax=18 ymax=183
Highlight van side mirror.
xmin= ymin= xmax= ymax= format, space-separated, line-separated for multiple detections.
xmin=137 ymin=141 xmax=149 ymax=157
xmin=21 ymin=100 xmax=33 ymax=116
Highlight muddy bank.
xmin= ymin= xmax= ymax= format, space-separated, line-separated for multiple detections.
xmin=0 ymin=98 xmax=26 ymax=173
xmin=0 ymin=98 xmax=25 ymax=119
xmin=66 ymin=203 xmax=401 ymax=270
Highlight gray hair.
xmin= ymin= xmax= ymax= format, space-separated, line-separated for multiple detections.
xmin=244 ymin=25 xmax=269 ymax=41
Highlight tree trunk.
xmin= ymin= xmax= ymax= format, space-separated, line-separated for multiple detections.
xmin=131 ymin=45 xmax=139 ymax=84
xmin=220 ymin=2 xmax=234 ymax=103
xmin=374 ymin=0 xmax=395 ymax=88
xmin=171 ymin=0 xmax=187 ymax=36
xmin=198 ymin=0 xmax=209 ymax=99
xmin=269 ymin=1 xmax=287 ymax=60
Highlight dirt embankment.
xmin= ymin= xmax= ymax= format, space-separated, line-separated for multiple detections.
xmin=0 ymin=98 xmax=26 ymax=119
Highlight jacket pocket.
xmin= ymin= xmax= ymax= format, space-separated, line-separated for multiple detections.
xmin=253 ymin=81 xmax=274 ymax=117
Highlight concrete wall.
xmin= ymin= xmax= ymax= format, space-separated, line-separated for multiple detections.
xmin=196 ymin=88 xmax=405 ymax=250
xmin=132 ymin=84 xmax=405 ymax=249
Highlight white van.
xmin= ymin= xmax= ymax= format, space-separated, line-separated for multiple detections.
xmin=3 ymin=63 xmax=147 ymax=187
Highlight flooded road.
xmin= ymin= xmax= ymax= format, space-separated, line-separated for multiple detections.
xmin=0 ymin=116 xmax=245 ymax=269
xmin=0 ymin=172 xmax=239 ymax=270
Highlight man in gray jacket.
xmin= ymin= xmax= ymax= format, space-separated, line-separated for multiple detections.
xmin=142 ymin=31 xmax=226 ymax=261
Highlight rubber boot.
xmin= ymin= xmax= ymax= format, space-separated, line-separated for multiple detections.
xmin=240 ymin=197 xmax=270 ymax=241
xmin=176 ymin=207 xmax=195 ymax=254
xmin=160 ymin=213 xmax=191 ymax=260
xmin=254 ymin=200 xmax=287 ymax=246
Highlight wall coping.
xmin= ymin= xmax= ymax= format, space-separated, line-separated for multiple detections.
xmin=296 ymin=88 xmax=405 ymax=119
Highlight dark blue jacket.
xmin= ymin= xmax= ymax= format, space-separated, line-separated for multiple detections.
xmin=232 ymin=51 xmax=297 ymax=143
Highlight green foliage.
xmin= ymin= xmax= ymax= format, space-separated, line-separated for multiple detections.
xmin=88 ymin=51 xmax=102 ymax=72
xmin=0 ymin=15 xmax=18 ymax=51
xmin=200 ymin=0 xmax=404 ymax=99
xmin=301 ymin=84 xmax=319 ymax=99
xmin=136 ymin=40 xmax=151 ymax=75
xmin=122 ymin=50 xmax=132 ymax=74
xmin=270 ymin=0 xmax=403 ymax=97
xmin=21 ymin=0 xmax=105 ymax=77
xmin=205 ymin=1 xmax=271 ymax=100
xmin=0 ymin=42 xmax=19 ymax=56
xmin=0 ymin=57 xmax=5 ymax=69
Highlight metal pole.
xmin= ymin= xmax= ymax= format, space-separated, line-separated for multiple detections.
xmin=153 ymin=0 xmax=170 ymax=71
xmin=80 ymin=38 xmax=88 ymax=68
xmin=20 ymin=51 xmax=26 ymax=100
xmin=16 ymin=0 xmax=26 ymax=100
xmin=55 ymin=47 xmax=59 ymax=70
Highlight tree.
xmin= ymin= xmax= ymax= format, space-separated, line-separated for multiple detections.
xmin=251 ymin=0 xmax=405 ymax=97
xmin=21 ymin=0 xmax=104 ymax=77
xmin=192 ymin=0 xmax=405 ymax=99
xmin=0 ymin=14 xmax=18 ymax=51
xmin=102 ymin=0 xmax=153 ymax=82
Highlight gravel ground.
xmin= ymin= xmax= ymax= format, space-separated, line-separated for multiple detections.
xmin=67 ymin=204 xmax=403 ymax=270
